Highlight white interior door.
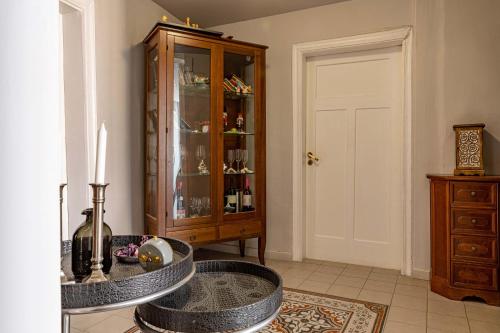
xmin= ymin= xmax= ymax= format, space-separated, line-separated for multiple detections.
xmin=305 ymin=47 xmax=403 ymax=269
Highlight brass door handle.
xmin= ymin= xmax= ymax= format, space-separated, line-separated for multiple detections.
xmin=307 ymin=152 xmax=320 ymax=165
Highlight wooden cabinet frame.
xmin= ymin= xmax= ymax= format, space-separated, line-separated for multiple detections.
xmin=144 ymin=24 xmax=268 ymax=264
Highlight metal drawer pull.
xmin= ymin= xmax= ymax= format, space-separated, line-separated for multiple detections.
xmin=189 ymin=235 xmax=197 ymax=241
xmin=470 ymin=191 xmax=477 ymax=197
xmin=471 ymin=219 xmax=477 ymax=224
xmin=240 ymin=228 xmax=246 ymax=234
xmin=471 ymin=246 xmax=477 ymax=252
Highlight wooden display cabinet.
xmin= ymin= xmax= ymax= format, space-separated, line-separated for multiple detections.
xmin=143 ymin=23 xmax=267 ymax=264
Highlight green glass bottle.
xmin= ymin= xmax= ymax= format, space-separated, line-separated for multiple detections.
xmin=71 ymin=208 xmax=113 ymax=282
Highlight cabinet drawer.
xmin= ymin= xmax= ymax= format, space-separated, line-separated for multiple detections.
xmin=219 ymin=221 xmax=262 ymax=240
xmin=451 ymin=209 xmax=497 ymax=236
xmin=451 ymin=182 xmax=497 ymax=207
xmin=452 ymin=262 xmax=498 ymax=291
xmin=452 ymin=236 xmax=497 ymax=263
xmin=167 ymin=227 xmax=217 ymax=244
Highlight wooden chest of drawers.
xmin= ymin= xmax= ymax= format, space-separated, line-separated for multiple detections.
xmin=428 ymin=175 xmax=500 ymax=305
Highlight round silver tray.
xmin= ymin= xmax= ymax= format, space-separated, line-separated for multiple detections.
xmin=61 ymin=236 xmax=194 ymax=314
xmin=135 ymin=260 xmax=283 ymax=333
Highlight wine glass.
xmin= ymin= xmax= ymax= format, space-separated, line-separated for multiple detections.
xmin=179 ymin=144 xmax=186 ymax=174
xmin=196 ymin=145 xmax=208 ymax=174
xmin=226 ymin=149 xmax=236 ymax=173
xmin=235 ymin=149 xmax=242 ymax=173
xmin=201 ymin=196 xmax=210 ymax=216
xmin=241 ymin=149 xmax=249 ymax=173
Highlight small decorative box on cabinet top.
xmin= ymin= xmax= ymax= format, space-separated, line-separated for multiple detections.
xmin=453 ymin=123 xmax=485 ymax=176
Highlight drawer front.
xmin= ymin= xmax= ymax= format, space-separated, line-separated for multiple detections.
xmin=451 ymin=209 xmax=497 ymax=236
xmin=452 ymin=236 xmax=497 ymax=263
xmin=451 ymin=182 xmax=497 ymax=207
xmin=452 ymin=262 xmax=498 ymax=291
xmin=167 ymin=227 xmax=217 ymax=244
xmin=219 ymin=221 xmax=262 ymax=240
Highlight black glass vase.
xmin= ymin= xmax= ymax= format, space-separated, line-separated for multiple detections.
xmin=71 ymin=208 xmax=113 ymax=282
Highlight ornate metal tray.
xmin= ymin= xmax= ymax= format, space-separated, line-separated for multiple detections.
xmin=61 ymin=236 xmax=194 ymax=314
xmin=135 ymin=260 xmax=283 ymax=333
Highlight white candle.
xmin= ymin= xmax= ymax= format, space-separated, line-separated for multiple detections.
xmin=94 ymin=123 xmax=107 ymax=184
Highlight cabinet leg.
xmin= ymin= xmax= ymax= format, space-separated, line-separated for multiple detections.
xmin=239 ymin=239 xmax=245 ymax=257
xmin=258 ymin=236 xmax=266 ymax=265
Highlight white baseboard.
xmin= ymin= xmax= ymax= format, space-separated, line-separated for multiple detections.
xmin=412 ymin=267 xmax=430 ymax=280
xmin=201 ymin=243 xmax=292 ymax=261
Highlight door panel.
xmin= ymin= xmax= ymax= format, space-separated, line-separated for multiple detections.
xmin=305 ymin=47 xmax=403 ymax=269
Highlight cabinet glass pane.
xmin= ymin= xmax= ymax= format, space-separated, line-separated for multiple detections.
xmin=223 ymin=52 xmax=256 ymax=215
xmin=171 ymin=44 xmax=212 ymax=220
xmin=145 ymin=47 xmax=158 ymax=217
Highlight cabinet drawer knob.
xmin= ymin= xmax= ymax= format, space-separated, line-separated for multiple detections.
xmin=471 ymin=246 xmax=477 ymax=252
xmin=240 ymin=228 xmax=246 ymax=234
xmin=470 ymin=191 xmax=477 ymax=197
xmin=471 ymin=219 xmax=477 ymax=224
xmin=189 ymin=235 xmax=197 ymax=241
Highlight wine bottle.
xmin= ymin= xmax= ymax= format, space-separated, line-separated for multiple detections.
xmin=236 ymin=112 xmax=244 ymax=132
xmin=176 ymin=181 xmax=186 ymax=219
xmin=227 ymin=178 xmax=237 ymax=209
xmin=243 ymin=177 xmax=253 ymax=211
xmin=71 ymin=208 xmax=113 ymax=282
xmin=223 ymin=106 xmax=228 ymax=131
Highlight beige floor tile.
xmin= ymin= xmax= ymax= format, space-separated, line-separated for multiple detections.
xmin=321 ymin=261 xmax=348 ymax=268
xmin=111 ymin=306 xmax=135 ymax=320
xmin=465 ymin=302 xmax=500 ymax=325
xmin=297 ymin=280 xmax=331 ymax=293
xmin=398 ymin=276 xmax=429 ymax=288
xmin=346 ymin=264 xmax=373 ymax=270
xmin=307 ymin=271 xmax=339 ymax=284
xmin=86 ymin=315 xmax=135 ymax=333
xmin=394 ymin=284 xmax=427 ymax=299
xmin=427 ymin=312 xmax=470 ymax=333
xmin=391 ymin=293 xmax=427 ymax=311
xmin=387 ymin=306 xmax=426 ymax=327
xmin=316 ymin=265 xmax=345 ymax=275
xmin=70 ymin=312 xmax=112 ymax=331
xmin=287 ymin=262 xmax=320 ymax=272
xmin=372 ymin=267 xmax=400 ymax=276
xmin=342 ymin=266 xmax=372 ymax=278
xmin=357 ymin=289 xmax=393 ymax=305
xmin=428 ymin=290 xmax=453 ymax=302
xmin=383 ymin=321 xmax=426 ymax=333
xmin=282 ymin=268 xmax=313 ymax=280
xmin=428 ymin=298 xmax=466 ymax=318
xmin=363 ymin=279 xmax=396 ymax=293
xmin=283 ymin=276 xmax=305 ymax=289
xmin=70 ymin=329 xmax=84 ymax=333
xmin=334 ymin=276 xmax=366 ymax=288
xmin=368 ymin=272 xmax=399 ymax=283
xmin=326 ymin=285 xmax=361 ymax=299
xmin=469 ymin=320 xmax=500 ymax=333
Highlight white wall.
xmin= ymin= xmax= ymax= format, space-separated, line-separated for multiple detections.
xmin=0 ymin=0 xmax=61 ymax=331
xmin=210 ymin=0 xmax=500 ymax=275
xmin=94 ymin=0 xmax=180 ymax=235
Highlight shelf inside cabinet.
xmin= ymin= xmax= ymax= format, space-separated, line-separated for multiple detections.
xmin=224 ymin=171 xmax=255 ymax=175
xmin=223 ymin=131 xmax=254 ymax=136
xmin=177 ymin=172 xmax=211 ymax=177
xmin=179 ymin=129 xmax=210 ymax=135
xmin=224 ymin=91 xmax=254 ymax=100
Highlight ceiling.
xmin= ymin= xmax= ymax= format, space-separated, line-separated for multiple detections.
xmin=153 ymin=0 xmax=348 ymax=27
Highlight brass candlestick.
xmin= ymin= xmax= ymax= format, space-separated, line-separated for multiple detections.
xmin=60 ymin=183 xmax=68 ymax=283
xmin=84 ymin=183 xmax=109 ymax=283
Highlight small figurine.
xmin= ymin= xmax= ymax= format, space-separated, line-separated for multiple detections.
xmin=161 ymin=15 xmax=168 ymax=23
xmin=185 ymin=17 xmax=191 ymax=27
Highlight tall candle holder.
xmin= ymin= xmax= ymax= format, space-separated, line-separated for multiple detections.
xmin=84 ymin=183 xmax=109 ymax=283
xmin=60 ymin=183 xmax=68 ymax=283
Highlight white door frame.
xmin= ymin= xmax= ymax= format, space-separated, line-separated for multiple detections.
xmin=60 ymin=0 xmax=97 ymax=201
xmin=291 ymin=27 xmax=414 ymax=275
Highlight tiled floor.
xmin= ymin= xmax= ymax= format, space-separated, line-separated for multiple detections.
xmin=70 ymin=250 xmax=500 ymax=333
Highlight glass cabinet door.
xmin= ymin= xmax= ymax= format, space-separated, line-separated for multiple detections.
xmin=169 ymin=42 xmax=213 ymax=224
xmin=222 ymin=51 xmax=257 ymax=216
xmin=145 ymin=47 xmax=159 ymax=219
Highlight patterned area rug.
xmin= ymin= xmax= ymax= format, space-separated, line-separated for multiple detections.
xmin=126 ymin=288 xmax=388 ymax=333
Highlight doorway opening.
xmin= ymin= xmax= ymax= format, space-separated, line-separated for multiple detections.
xmin=292 ymin=27 xmax=413 ymax=275
xmin=59 ymin=0 xmax=97 ymax=239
